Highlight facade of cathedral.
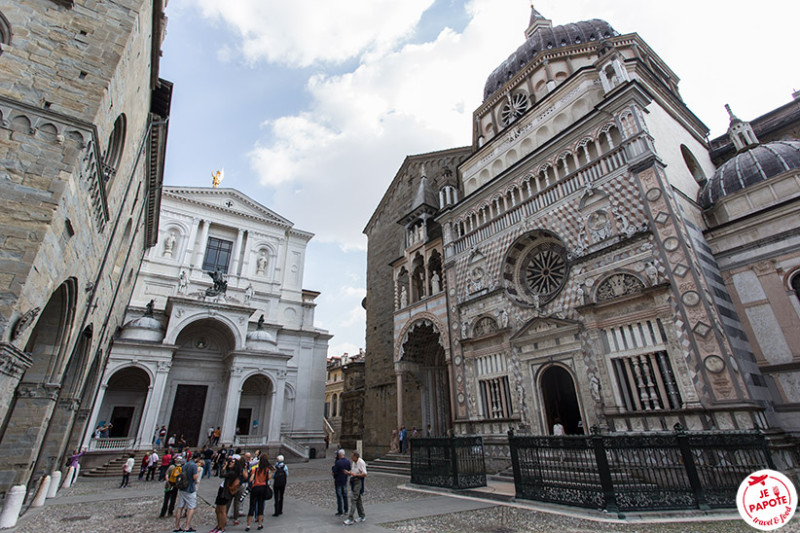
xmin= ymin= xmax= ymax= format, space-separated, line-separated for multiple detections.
xmin=364 ymin=8 xmax=800 ymax=462
xmin=84 ymin=187 xmax=330 ymax=458
xmin=0 ymin=0 xmax=170 ymax=506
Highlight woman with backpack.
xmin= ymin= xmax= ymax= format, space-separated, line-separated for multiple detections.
xmin=245 ymin=455 xmax=272 ymax=531
xmin=160 ymin=455 xmax=182 ymax=518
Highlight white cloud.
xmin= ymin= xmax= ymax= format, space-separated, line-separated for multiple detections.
xmin=328 ymin=341 xmax=362 ymax=358
xmin=247 ymin=0 xmax=530 ymax=250
xmin=192 ymin=0 xmax=436 ymax=67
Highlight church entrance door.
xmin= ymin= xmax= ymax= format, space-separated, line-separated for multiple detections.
xmin=540 ymin=365 xmax=581 ymax=435
xmin=168 ymin=384 xmax=207 ymax=446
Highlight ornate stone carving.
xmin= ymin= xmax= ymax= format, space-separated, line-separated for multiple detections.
xmin=11 ymin=307 xmax=40 ymax=340
xmin=595 ymin=273 xmax=645 ymax=301
xmin=16 ymin=382 xmax=60 ymax=401
xmin=473 ymin=316 xmax=498 ymax=337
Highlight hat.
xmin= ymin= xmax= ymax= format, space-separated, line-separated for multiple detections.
xmin=174 ymin=455 xmax=185 ymax=464
xmin=277 ymin=455 xmax=284 ymax=462
xmin=231 ymin=454 xmax=241 ymax=460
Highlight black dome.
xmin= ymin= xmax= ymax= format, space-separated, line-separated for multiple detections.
xmin=698 ymin=140 xmax=800 ymax=208
xmin=483 ymin=18 xmax=618 ymax=102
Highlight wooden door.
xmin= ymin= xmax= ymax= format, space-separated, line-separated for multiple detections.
xmin=168 ymin=385 xmax=207 ymax=446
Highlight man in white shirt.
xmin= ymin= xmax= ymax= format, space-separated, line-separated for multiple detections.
xmin=120 ymin=454 xmax=135 ymax=488
xmin=146 ymin=450 xmax=159 ymax=481
xmin=343 ymin=451 xmax=367 ymax=525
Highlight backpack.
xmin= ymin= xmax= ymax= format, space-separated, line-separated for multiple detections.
xmin=168 ymin=465 xmax=182 ymax=486
xmin=273 ymin=464 xmax=287 ymax=488
xmin=176 ymin=467 xmax=190 ymax=490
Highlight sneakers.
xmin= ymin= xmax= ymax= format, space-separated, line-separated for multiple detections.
xmin=343 ymin=518 xmax=355 ymax=525
xmin=357 ymin=517 xmax=366 ymax=522
xmin=245 ymin=527 xmax=250 ymax=532
xmin=186 ymin=529 xmax=197 ymax=533
xmin=210 ymin=529 xmax=219 ymax=533
xmin=172 ymin=529 xmax=183 ymax=533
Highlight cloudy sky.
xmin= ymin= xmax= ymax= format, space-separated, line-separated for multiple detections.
xmin=159 ymin=0 xmax=797 ymax=357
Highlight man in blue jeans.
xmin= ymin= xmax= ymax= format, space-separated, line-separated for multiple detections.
xmin=332 ymin=449 xmax=351 ymax=516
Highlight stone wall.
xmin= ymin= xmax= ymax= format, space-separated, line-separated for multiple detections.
xmin=363 ymin=148 xmax=469 ymax=458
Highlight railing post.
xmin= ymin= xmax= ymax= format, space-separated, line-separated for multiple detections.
xmin=674 ymin=424 xmax=709 ymax=510
xmin=755 ymin=426 xmax=777 ymax=469
xmin=590 ymin=426 xmax=621 ymax=517
xmin=450 ymin=437 xmax=458 ymax=488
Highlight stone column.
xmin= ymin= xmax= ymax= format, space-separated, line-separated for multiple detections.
xmin=396 ymin=372 xmax=404 ymax=430
xmin=135 ymin=362 xmax=170 ymax=450
xmin=239 ymin=231 xmax=250 ymax=276
xmin=183 ymin=217 xmax=200 ymax=267
xmin=230 ymin=228 xmax=244 ymax=276
xmin=220 ymin=369 xmax=243 ymax=444
xmin=194 ymin=220 xmax=210 ymax=269
xmin=82 ymin=383 xmax=108 ymax=451
xmin=268 ymin=370 xmax=287 ymax=445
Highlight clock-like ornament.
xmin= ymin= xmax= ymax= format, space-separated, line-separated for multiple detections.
xmin=503 ymin=231 xmax=570 ymax=308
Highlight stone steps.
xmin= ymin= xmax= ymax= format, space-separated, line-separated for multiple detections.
xmin=82 ymin=455 xmax=129 ymax=478
xmin=369 ymin=453 xmax=410 ymax=476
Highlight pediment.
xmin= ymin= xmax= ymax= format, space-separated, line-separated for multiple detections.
xmin=511 ymin=316 xmax=580 ymax=342
xmin=163 ymin=187 xmax=294 ymax=228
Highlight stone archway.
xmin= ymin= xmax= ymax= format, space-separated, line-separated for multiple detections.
xmin=539 ymin=365 xmax=582 ymax=435
xmin=397 ymin=321 xmax=450 ymax=437
xmin=97 ymin=366 xmax=151 ymax=440
xmin=237 ymin=374 xmax=272 ymax=441
xmin=0 ymin=280 xmax=77 ymax=494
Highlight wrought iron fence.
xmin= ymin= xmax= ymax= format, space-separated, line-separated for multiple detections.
xmin=509 ymin=427 xmax=775 ymax=514
xmin=410 ymin=436 xmax=487 ymax=489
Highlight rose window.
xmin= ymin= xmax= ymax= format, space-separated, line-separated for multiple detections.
xmin=501 ymin=92 xmax=530 ymax=126
xmin=503 ymin=231 xmax=570 ymax=307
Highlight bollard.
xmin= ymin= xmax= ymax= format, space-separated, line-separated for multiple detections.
xmin=31 ymin=475 xmax=51 ymax=508
xmin=62 ymin=466 xmax=75 ymax=489
xmin=47 ymin=471 xmax=61 ymax=498
xmin=0 ymin=485 xmax=26 ymax=528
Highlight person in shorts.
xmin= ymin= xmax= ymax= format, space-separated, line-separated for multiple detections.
xmin=174 ymin=455 xmax=199 ymax=533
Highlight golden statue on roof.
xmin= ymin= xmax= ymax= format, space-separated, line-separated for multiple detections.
xmin=211 ymin=169 xmax=224 ymax=188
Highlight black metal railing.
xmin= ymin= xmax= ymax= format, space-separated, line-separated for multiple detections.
xmin=509 ymin=426 xmax=775 ymax=515
xmin=410 ymin=436 xmax=487 ymax=489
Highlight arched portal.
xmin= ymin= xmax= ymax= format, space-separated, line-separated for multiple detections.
xmin=165 ymin=318 xmax=236 ymax=446
xmin=237 ymin=374 xmax=272 ymax=440
xmin=97 ymin=366 xmax=150 ymax=439
xmin=540 ymin=366 xmax=582 ymax=435
xmin=398 ymin=321 xmax=450 ymax=436
xmin=0 ymin=280 xmax=76 ymax=493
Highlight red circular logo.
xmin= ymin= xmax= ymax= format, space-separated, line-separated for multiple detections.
xmin=737 ymin=469 xmax=797 ymax=531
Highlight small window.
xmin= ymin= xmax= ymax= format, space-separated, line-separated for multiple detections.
xmin=102 ymin=114 xmax=126 ymax=185
xmin=202 ymin=237 xmax=233 ymax=273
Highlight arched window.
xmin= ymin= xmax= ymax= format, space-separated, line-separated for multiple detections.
xmin=102 ymin=114 xmax=126 ymax=185
xmin=0 ymin=11 xmax=11 ymax=54
xmin=792 ymin=272 xmax=800 ymax=303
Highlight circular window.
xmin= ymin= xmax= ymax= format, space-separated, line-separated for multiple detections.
xmin=503 ymin=231 xmax=570 ymax=307
xmin=501 ymin=93 xmax=530 ymax=126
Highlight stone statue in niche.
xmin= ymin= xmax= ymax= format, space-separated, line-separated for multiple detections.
xmin=590 ymin=375 xmax=602 ymax=403
xmin=163 ymin=232 xmax=176 ymax=257
xmin=430 ymin=271 xmax=441 ymax=294
xmin=178 ymin=271 xmax=188 ymax=295
xmin=498 ymin=308 xmax=509 ymax=328
xmin=400 ymin=286 xmax=408 ymax=308
xmin=256 ymin=251 xmax=268 ymax=275
xmin=244 ymin=283 xmax=255 ymax=303
xmin=645 ymin=261 xmax=659 ymax=285
xmin=575 ymin=282 xmax=585 ymax=305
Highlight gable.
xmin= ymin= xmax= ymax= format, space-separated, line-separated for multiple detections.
xmin=162 ymin=187 xmax=294 ymax=228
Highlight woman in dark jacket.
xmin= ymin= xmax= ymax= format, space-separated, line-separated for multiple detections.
xmin=212 ymin=457 xmax=242 ymax=533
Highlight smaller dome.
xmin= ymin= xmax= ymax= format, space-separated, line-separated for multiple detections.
xmin=246 ymin=328 xmax=275 ymax=344
xmin=120 ymin=315 xmax=165 ymax=342
xmin=698 ymin=141 xmax=800 ymax=208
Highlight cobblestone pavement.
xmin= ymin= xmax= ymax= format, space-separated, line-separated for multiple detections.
xmin=11 ymin=460 xmax=798 ymax=533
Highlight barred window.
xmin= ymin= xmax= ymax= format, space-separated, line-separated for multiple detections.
xmin=202 ymin=237 xmax=233 ymax=273
xmin=611 ymin=351 xmax=682 ymax=411
xmin=480 ymin=376 xmax=513 ymax=419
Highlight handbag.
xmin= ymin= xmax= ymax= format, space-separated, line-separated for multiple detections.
xmin=264 ymin=484 xmax=273 ymax=500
